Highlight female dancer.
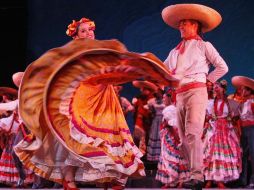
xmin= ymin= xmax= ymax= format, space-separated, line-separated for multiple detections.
xmin=14 ymin=17 xmax=178 ymax=190
xmin=156 ymin=89 xmax=189 ymax=188
xmin=0 ymin=76 xmax=33 ymax=187
xmin=203 ymin=80 xmax=241 ymax=188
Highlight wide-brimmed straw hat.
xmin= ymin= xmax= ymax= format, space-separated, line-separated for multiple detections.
xmin=162 ymin=4 xmax=222 ymax=33
xmin=12 ymin=72 xmax=24 ymax=87
xmin=0 ymin=87 xmax=18 ymax=97
xmin=232 ymin=76 xmax=254 ymax=90
xmin=132 ymin=81 xmax=159 ymax=92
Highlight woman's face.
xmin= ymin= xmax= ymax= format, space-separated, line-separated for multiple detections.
xmin=76 ymin=22 xmax=95 ymax=39
xmin=214 ymin=83 xmax=224 ymax=96
xmin=163 ymin=94 xmax=171 ymax=106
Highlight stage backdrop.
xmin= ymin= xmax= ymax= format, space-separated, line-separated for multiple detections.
xmin=3 ymin=0 xmax=252 ymax=130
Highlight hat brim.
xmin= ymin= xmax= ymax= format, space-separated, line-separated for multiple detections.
xmin=162 ymin=4 xmax=222 ymax=33
xmin=132 ymin=81 xmax=158 ymax=92
xmin=232 ymin=76 xmax=254 ymax=90
xmin=12 ymin=72 xmax=24 ymax=87
xmin=0 ymin=87 xmax=18 ymax=97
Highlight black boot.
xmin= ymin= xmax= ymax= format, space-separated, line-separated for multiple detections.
xmin=17 ymin=178 xmax=24 ymax=187
xmin=183 ymin=179 xmax=204 ymax=190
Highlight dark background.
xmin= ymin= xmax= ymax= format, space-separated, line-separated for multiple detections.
xmin=1 ymin=0 xmax=254 ymax=117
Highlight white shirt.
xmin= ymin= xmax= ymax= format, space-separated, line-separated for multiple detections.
xmin=0 ymin=99 xmax=18 ymax=111
xmin=0 ymin=113 xmax=20 ymax=133
xmin=240 ymin=98 xmax=254 ymax=122
xmin=162 ymin=105 xmax=176 ymax=126
xmin=164 ymin=39 xmax=228 ymax=86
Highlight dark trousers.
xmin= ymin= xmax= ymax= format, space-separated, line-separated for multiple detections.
xmin=12 ymin=129 xmax=26 ymax=180
xmin=240 ymin=126 xmax=254 ymax=185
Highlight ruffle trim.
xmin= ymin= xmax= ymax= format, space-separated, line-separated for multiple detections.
xmin=70 ymin=122 xmax=143 ymax=158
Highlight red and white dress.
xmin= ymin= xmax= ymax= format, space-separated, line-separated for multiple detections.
xmin=0 ymin=101 xmax=33 ymax=186
xmin=203 ymin=98 xmax=242 ymax=182
xmin=156 ymin=104 xmax=190 ymax=186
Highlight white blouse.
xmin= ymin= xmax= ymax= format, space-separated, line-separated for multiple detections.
xmin=162 ymin=105 xmax=176 ymax=126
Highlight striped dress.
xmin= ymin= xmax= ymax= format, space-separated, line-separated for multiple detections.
xmin=146 ymin=98 xmax=165 ymax=161
xmin=156 ymin=105 xmax=190 ymax=185
xmin=0 ymin=113 xmax=33 ymax=186
xmin=203 ymin=98 xmax=242 ymax=182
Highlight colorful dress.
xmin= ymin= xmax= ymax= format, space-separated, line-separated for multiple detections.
xmin=203 ymin=98 xmax=242 ymax=182
xmin=146 ymin=98 xmax=165 ymax=161
xmin=0 ymin=103 xmax=33 ymax=186
xmin=132 ymin=94 xmax=153 ymax=155
xmin=14 ymin=39 xmax=178 ymax=185
xmin=156 ymin=105 xmax=190 ymax=185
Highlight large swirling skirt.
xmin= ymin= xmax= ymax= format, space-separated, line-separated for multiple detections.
xmin=14 ymin=39 xmax=178 ymax=184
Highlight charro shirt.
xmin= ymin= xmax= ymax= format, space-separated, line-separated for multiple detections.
xmin=239 ymin=98 xmax=254 ymax=126
xmin=164 ymin=39 xmax=228 ymax=86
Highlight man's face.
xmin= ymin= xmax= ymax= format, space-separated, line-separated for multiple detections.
xmin=242 ymin=87 xmax=252 ymax=97
xmin=236 ymin=87 xmax=243 ymax=95
xmin=178 ymin=19 xmax=198 ymax=39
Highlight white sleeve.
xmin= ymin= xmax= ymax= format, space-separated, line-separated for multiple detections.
xmin=0 ymin=114 xmax=14 ymax=131
xmin=162 ymin=105 xmax=176 ymax=126
xmin=0 ymin=100 xmax=18 ymax=111
xmin=205 ymin=42 xmax=228 ymax=83
xmin=206 ymin=99 xmax=214 ymax=116
xmin=163 ymin=49 xmax=177 ymax=71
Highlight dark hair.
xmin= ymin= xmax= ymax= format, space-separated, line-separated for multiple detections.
xmin=244 ymin=86 xmax=254 ymax=95
xmin=1 ymin=94 xmax=16 ymax=102
xmin=71 ymin=22 xmax=81 ymax=37
xmin=189 ymin=19 xmax=203 ymax=38
xmin=197 ymin=22 xmax=203 ymax=38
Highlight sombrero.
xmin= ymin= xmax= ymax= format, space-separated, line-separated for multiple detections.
xmin=162 ymin=4 xmax=222 ymax=33
xmin=0 ymin=87 xmax=18 ymax=97
xmin=232 ymin=76 xmax=254 ymax=90
xmin=132 ymin=80 xmax=159 ymax=92
xmin=12 ymin=72 xmax=24 ymax=87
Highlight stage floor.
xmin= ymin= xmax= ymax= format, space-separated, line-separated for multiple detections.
xmin=0 ymin=188 xmax=252 ymax=190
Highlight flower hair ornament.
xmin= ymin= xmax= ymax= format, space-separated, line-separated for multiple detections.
xmin=66 ymin=17 xmax=95 ymax=37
